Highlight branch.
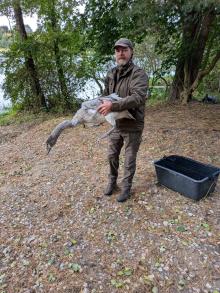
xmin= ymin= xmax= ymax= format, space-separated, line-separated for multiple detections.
xmin=91 ymin=74 xmax=104 ymax=94
xmin=191 ymin=50 xmax=220 ymax=91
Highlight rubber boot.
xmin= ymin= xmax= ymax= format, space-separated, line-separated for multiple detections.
xmin=117 ymin=187 xmax=131 ymax=202
xmin=104 ymin=181 xmax=117 ymax=196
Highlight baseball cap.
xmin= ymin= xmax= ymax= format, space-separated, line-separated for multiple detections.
xmin=114 ymin=38 xmax=134 ymax=49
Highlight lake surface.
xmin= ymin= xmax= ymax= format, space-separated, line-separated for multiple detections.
xmin=0 ymin=54 xmax=103 ymax=112
xmin=0 ymin=71 xmax=100 ymax=113
xmin=0 ymin=69 xmax=100 ymax=112
xmin=0 ymin=72 xmax=11 ymax=112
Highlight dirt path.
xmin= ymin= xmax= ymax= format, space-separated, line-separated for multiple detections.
xmin=0 ymin=102 xmax=220 ymax=293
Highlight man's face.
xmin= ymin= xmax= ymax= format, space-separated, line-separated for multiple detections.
xmin=115 ymin=46 xmax=133 ymax=66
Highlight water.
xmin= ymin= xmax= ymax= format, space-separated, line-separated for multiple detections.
xmin=0 ymin=54 xmax=11 ymax=112
xmin=77 ymin=79 xmax=100 ymax=100
xmin=0 ymin=51 xmax=101 ymax=112
xmin=0 ymin=72 xmax=11 ymax=112
xmin=0 ymin=71 xmax=101 ymax=113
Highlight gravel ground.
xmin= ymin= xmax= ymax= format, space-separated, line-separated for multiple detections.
xmin=0 ymin=102 xmax=220 ymax=293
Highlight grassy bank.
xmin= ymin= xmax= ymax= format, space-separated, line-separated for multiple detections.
xmin=0 ymin=108 xmax=59 ymax=126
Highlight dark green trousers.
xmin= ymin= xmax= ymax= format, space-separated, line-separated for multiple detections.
xmin=107 ymin=129 xmax=142 ymax=189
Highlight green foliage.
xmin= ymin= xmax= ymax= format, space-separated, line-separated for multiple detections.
xmin=1 ymin=0 xmax=219 ymax=111
xmin=195 ymin=62 xmax=220 ymax=100
xmin=0 ymin=107 xmax=17 ymax=126
xmin=1 ymin=0 xmax=88 ymax=112
xmin=134 ymin=35 xmax=170 ymax=79
xmin=147 ymin=87 xmax=168 ymax=106
xmin=110 ymin=279 xmax=124 ymax=288
xmin=0 ymin=32 xmax=12 ymax=49
xmin=84 ymin=0 xmax=128 ymax=57
xmin=47 ymin=273 xmax=56 ymax=282
xmin=2 ymin=38 xmax=38 ymax=110
xmin=117 ymin=267 xmax=133 ymax=276
xmin=84 ymin=0 xmax=220 ymax=101
xmin=176 ymin=225 xmax=187 ymax=232
xmin=68 ymin=263 xmax=82 ymax=272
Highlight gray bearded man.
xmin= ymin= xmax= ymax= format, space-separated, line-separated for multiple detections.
xmin=98 ymin=38 xmax=148 ymax=202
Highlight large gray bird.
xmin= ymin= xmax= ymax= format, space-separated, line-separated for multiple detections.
xmin=46 ymin=93 xmax=135 ymax=153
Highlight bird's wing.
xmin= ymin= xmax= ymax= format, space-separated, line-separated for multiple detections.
xmin=99 ymin=93 xmax=121 ymax=103
xmin=81 ymin=98 xmax=100 ymax=110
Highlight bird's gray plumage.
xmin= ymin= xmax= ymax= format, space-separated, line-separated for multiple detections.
xmin=46 ymin=93 xmax=135 ymax=154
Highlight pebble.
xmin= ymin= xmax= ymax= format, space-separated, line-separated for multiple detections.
xmin=163 ymin=221 xmax=169 ymax=226
xmin=205 ymin=283 xmax=212 ymax=289
xmin=59 ymin=263 xmax=65 ymax=270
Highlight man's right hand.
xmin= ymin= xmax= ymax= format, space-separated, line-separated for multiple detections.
xmin=97 ymin=100 xmax=112 ymax=116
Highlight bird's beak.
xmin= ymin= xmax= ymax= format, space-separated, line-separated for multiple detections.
xmin=46 ymin=143 xmax=52 ymax=155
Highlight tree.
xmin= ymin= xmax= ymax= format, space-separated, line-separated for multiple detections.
xmin=84 ymin=0 xmax=220 ymax=103
xmin=28 ymin=0 xmax=86 ymax=110
xmin=13 ymin=0 xmax=48 ymax=110
xmin=169 ymin=3 xmax=220 ymax=103
xmin=1 ymin=0 xmax=86 ymax=112
xmin=36 ymin=0 xmax=71 ymax=109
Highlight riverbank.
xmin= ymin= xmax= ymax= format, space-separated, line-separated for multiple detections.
xmin=0 ymin=101 xmax=220 ymax=293
xmin=0 ymin=108 xmax=60 ymax=126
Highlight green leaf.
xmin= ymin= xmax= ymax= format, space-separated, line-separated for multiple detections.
xmin=111 ymin=279 xmax=124 ymax=288
xmin=124 ymin=267 xmax=133 ymax=276
xmin=106 ymin=231 xmax=117 ymax=242
xmin=68 ymin=263 xmax=82 ymax=272
xmin=176 ymin=225 xmax=187 ymax=232
xmin=152 ymin=286 xmax=158 ymax=293
xmin=169 ymin=218 xmax=179 ymax=224
xmin=116 ymin=258 xmax=123 ymax=265
xmin=48 ymin=258 xmax=56 ymax=265
xmin=124 ymin=207 xmax=132 ymax=215
xmin=64 ymin=249 xmax=71 ymax=256
xmin=71 ymin=239 xmax=77 ymax=245
xmin=48 ymin=273 xmax=56 ymax=282
xmin=89 ymin=207 xmax=96 ymax=214
xmin=117 ymin=267 xmax=133 ymax=276
xmin=201 ymin=223 xmax=210 ymax=230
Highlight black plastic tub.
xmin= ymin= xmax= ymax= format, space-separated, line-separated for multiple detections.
xmin=154 ymin=155 xmax=220 ymax=200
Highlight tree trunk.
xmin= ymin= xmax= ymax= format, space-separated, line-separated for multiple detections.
xmin=53 ymin=39 xmax=71 ymax=108
xmin=49 ymin=0 xmax=71 ymax=109
xmin=13 ymin=0 xmax=48 ymax=110
xmin=169 ymin=59 xmax=184 ymax=100
xmin=169 ymin=7 xmax=216 ymax=103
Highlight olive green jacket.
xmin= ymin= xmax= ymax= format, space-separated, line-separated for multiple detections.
xmin=103 ymin=61 xmax=148 ymax=132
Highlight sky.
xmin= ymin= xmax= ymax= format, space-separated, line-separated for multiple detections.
xmin=0 ymin=15 xmax=38 ymax=31
xmin=0 ymin=5 xmax=85 ymax=32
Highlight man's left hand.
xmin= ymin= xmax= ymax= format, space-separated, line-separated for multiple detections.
xmin=97 ymin=100 xmax=112 ymax=116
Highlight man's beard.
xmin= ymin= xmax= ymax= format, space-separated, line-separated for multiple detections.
xmin=117 ymin=59 xmax=128 ymax=66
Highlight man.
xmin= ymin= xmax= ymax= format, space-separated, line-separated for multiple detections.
xmin=98 ymin=38 xmax=148 ymax=202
